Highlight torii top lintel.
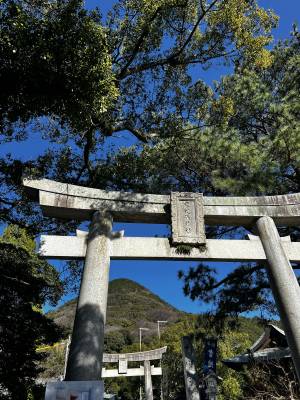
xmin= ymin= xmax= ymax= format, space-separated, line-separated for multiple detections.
xmin=23 ymin=178 xmax=300 ymax=227
xmin=103 ymin=346 xmax=167 ymax=363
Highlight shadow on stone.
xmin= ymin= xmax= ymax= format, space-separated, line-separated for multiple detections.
xmin=65 ymin=303 xmax=104 ymax=381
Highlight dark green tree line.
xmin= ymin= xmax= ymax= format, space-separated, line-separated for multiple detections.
xmin=0 ymin=225 xmax=63 ymax=399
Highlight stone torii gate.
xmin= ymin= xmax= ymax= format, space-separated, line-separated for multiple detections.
xmin=23 ymin=178 xmax=300 ymax=398
xmin=102 ymin=347 xmax=167 ymax=400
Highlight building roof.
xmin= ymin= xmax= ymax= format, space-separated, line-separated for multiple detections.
xmin=222 ymin=324 xmax=290 ymax=370
xmin=249 ymin=324 xmax=287 ymax=352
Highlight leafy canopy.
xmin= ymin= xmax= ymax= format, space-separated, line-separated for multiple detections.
xmin=0 ymin=0 xmax=278 ymax=234
xmin=0 ymin=0 xmax=118 ymax=137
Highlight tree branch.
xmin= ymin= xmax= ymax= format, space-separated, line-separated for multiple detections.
xmin=210 ymin=264 xmax=263 ymax=290
xmin=118 ymin=6 xmax=162 ymax=79
xmin=111 ymin=122 xmax=156 ymax=143
xmin=169 ymin=0 xmax=219 ymax=61
xmin=117 ymin=0 xmax=223 ymax=79
xmin=2 ymin=274 xmax=30 ymax=286
xmin=83 ymin=129 xmax=94 ymax=177
xmin=119 ymin=47 xmax=236 ymax=78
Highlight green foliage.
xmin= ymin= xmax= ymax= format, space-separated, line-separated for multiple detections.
xmin=154 ymin=314 xmax=257 ymax=399
xmin=158 ymin=316 xmax=198 ymax=399
xmin=175 ymin=244 xmax=194 ymax=255
xmin=0 ymin=3 xmax=297 ymax=396
xmin=105 ymin=376 xmax=141 ymax=400
xmin=97 ymin=29 xmax=299 ymax=198
xmin=1 ymin=224 xmax=35 ymax=253
xmin=217 ymin=330 xmax=251 ymax=399
xmin=205 ymin=32 xmax=300 ymax=197
xmin=0 ymin=226 xmax=63 ymax=400
xmin=179 ymin=262 xmax=275 ymax=319
xmin=0 ymin=0 xmax=118 ymax=136
xmin=0 ymin=0 xmax=279 ymax=233
xmin=38 ymin=345 xmax=66 ymax=379
xmin=104 ymin=329 xmax=133 ymax=353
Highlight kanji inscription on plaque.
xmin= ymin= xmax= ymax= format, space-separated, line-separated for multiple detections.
xmin=118 ymin=355 xmax=128 ymax=374
xmin=171 ymin=192 xmax=206 ymax=246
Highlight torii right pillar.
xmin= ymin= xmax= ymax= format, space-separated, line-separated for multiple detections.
xmin=257 ymin=216 xmax=300 ymax=380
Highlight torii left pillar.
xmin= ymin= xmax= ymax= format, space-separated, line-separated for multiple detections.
xmin=144 ymin=360 xmax=154 ymax=400
xmin=65 ymin=210 xmax=112 ymax=381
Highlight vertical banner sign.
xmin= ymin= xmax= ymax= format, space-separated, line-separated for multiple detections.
xmin=203 ymin=338 xmax=217 ymax=374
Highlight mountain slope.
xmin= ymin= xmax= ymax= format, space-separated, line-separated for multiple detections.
xmin=48 ymin=278 xmax=185 ymax=340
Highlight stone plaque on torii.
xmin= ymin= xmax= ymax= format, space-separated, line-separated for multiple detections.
xmin=23 ymin=178 xmax=300 ymax=399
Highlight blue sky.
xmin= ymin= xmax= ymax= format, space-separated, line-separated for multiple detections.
xmin=2 ymin=1 xmax=299 ymax=314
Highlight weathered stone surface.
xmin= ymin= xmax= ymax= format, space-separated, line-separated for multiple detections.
xmin=23 ymin=178 xmax=300 ymax=226
xmin=118 ymin=355 xmax=128 ymax=374
xmin=101 ymin=348 xmax=166 ymax=380
xmin=257 ymin=216 xmax=300 ymax=382
xmin=102 ymin=347 xmax=167 ymax=363
xmin=65 ymin=211 xmax=112 ymax=382
xmin=247 ymin=234 xmax=291 ymax=242
xmin=203 ymin=338 xmax=217 ymax=374
xmin=144 ymin=360 xmax=154 ymax=400
xmin=44 ymin=381 xmax=104 ymax=400
xmin=171 ymin=192 xmax=206 ymax=245
xmin=40 ymin=234 xmax=300 ymax=263
xmin=101 ymin=366 xmax=162 ymax=378
xmin=204 ymin=371 xmax=217 ymax=400
xmin=181 ymin=336 xmax=200 ymax=400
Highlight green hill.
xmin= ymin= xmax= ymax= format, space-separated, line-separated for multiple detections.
xmin=41 ymin=278 xmax=277 ymax=385
xmin=48 ymin=278 xmax=185 ymax=342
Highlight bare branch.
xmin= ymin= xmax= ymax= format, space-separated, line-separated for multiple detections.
xmin=83 ymin=129 xmax=94 ymax=178
xmin=117 ymin=0 xmax=222 ymax=79
xmin=118 ymin=6 xmax=162 ymax=79
xmin=2 ymin=274 xmax=30 ymax=286
xmin=169 ymin=0 xmax=219 ymax=61
xmin=111 ymin=122 xmax=157 ymax=143
xmin=210 ymin=264 xmax=263 ymax=290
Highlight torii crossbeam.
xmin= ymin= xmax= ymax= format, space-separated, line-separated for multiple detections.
xmin=40 ymin=230 xmax=300 ymax=262
xmin=23 ymin=178 xmax=300 ymax=399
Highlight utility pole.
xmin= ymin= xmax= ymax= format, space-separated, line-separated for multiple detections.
xmin=157 ymin=320 xmax=168 ymax=341
xmin=63 ymin=335 xmax=71 ymax=380
xmin=157 ymin=321 xmax=168 ymax=400
xmin=139 ymin=327 xmax=149 ymax=400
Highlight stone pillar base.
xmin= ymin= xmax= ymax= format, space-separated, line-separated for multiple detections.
xmin=45 ymin=381 xmax=104 ymax=400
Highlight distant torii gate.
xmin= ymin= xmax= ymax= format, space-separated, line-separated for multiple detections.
xmin=102 ymin=347 xmax=167 ymax=400
xmin=24 ymin=178 xmax=300 ymax=399
xmin=46 ymin=348 xmax=166 ymax=400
